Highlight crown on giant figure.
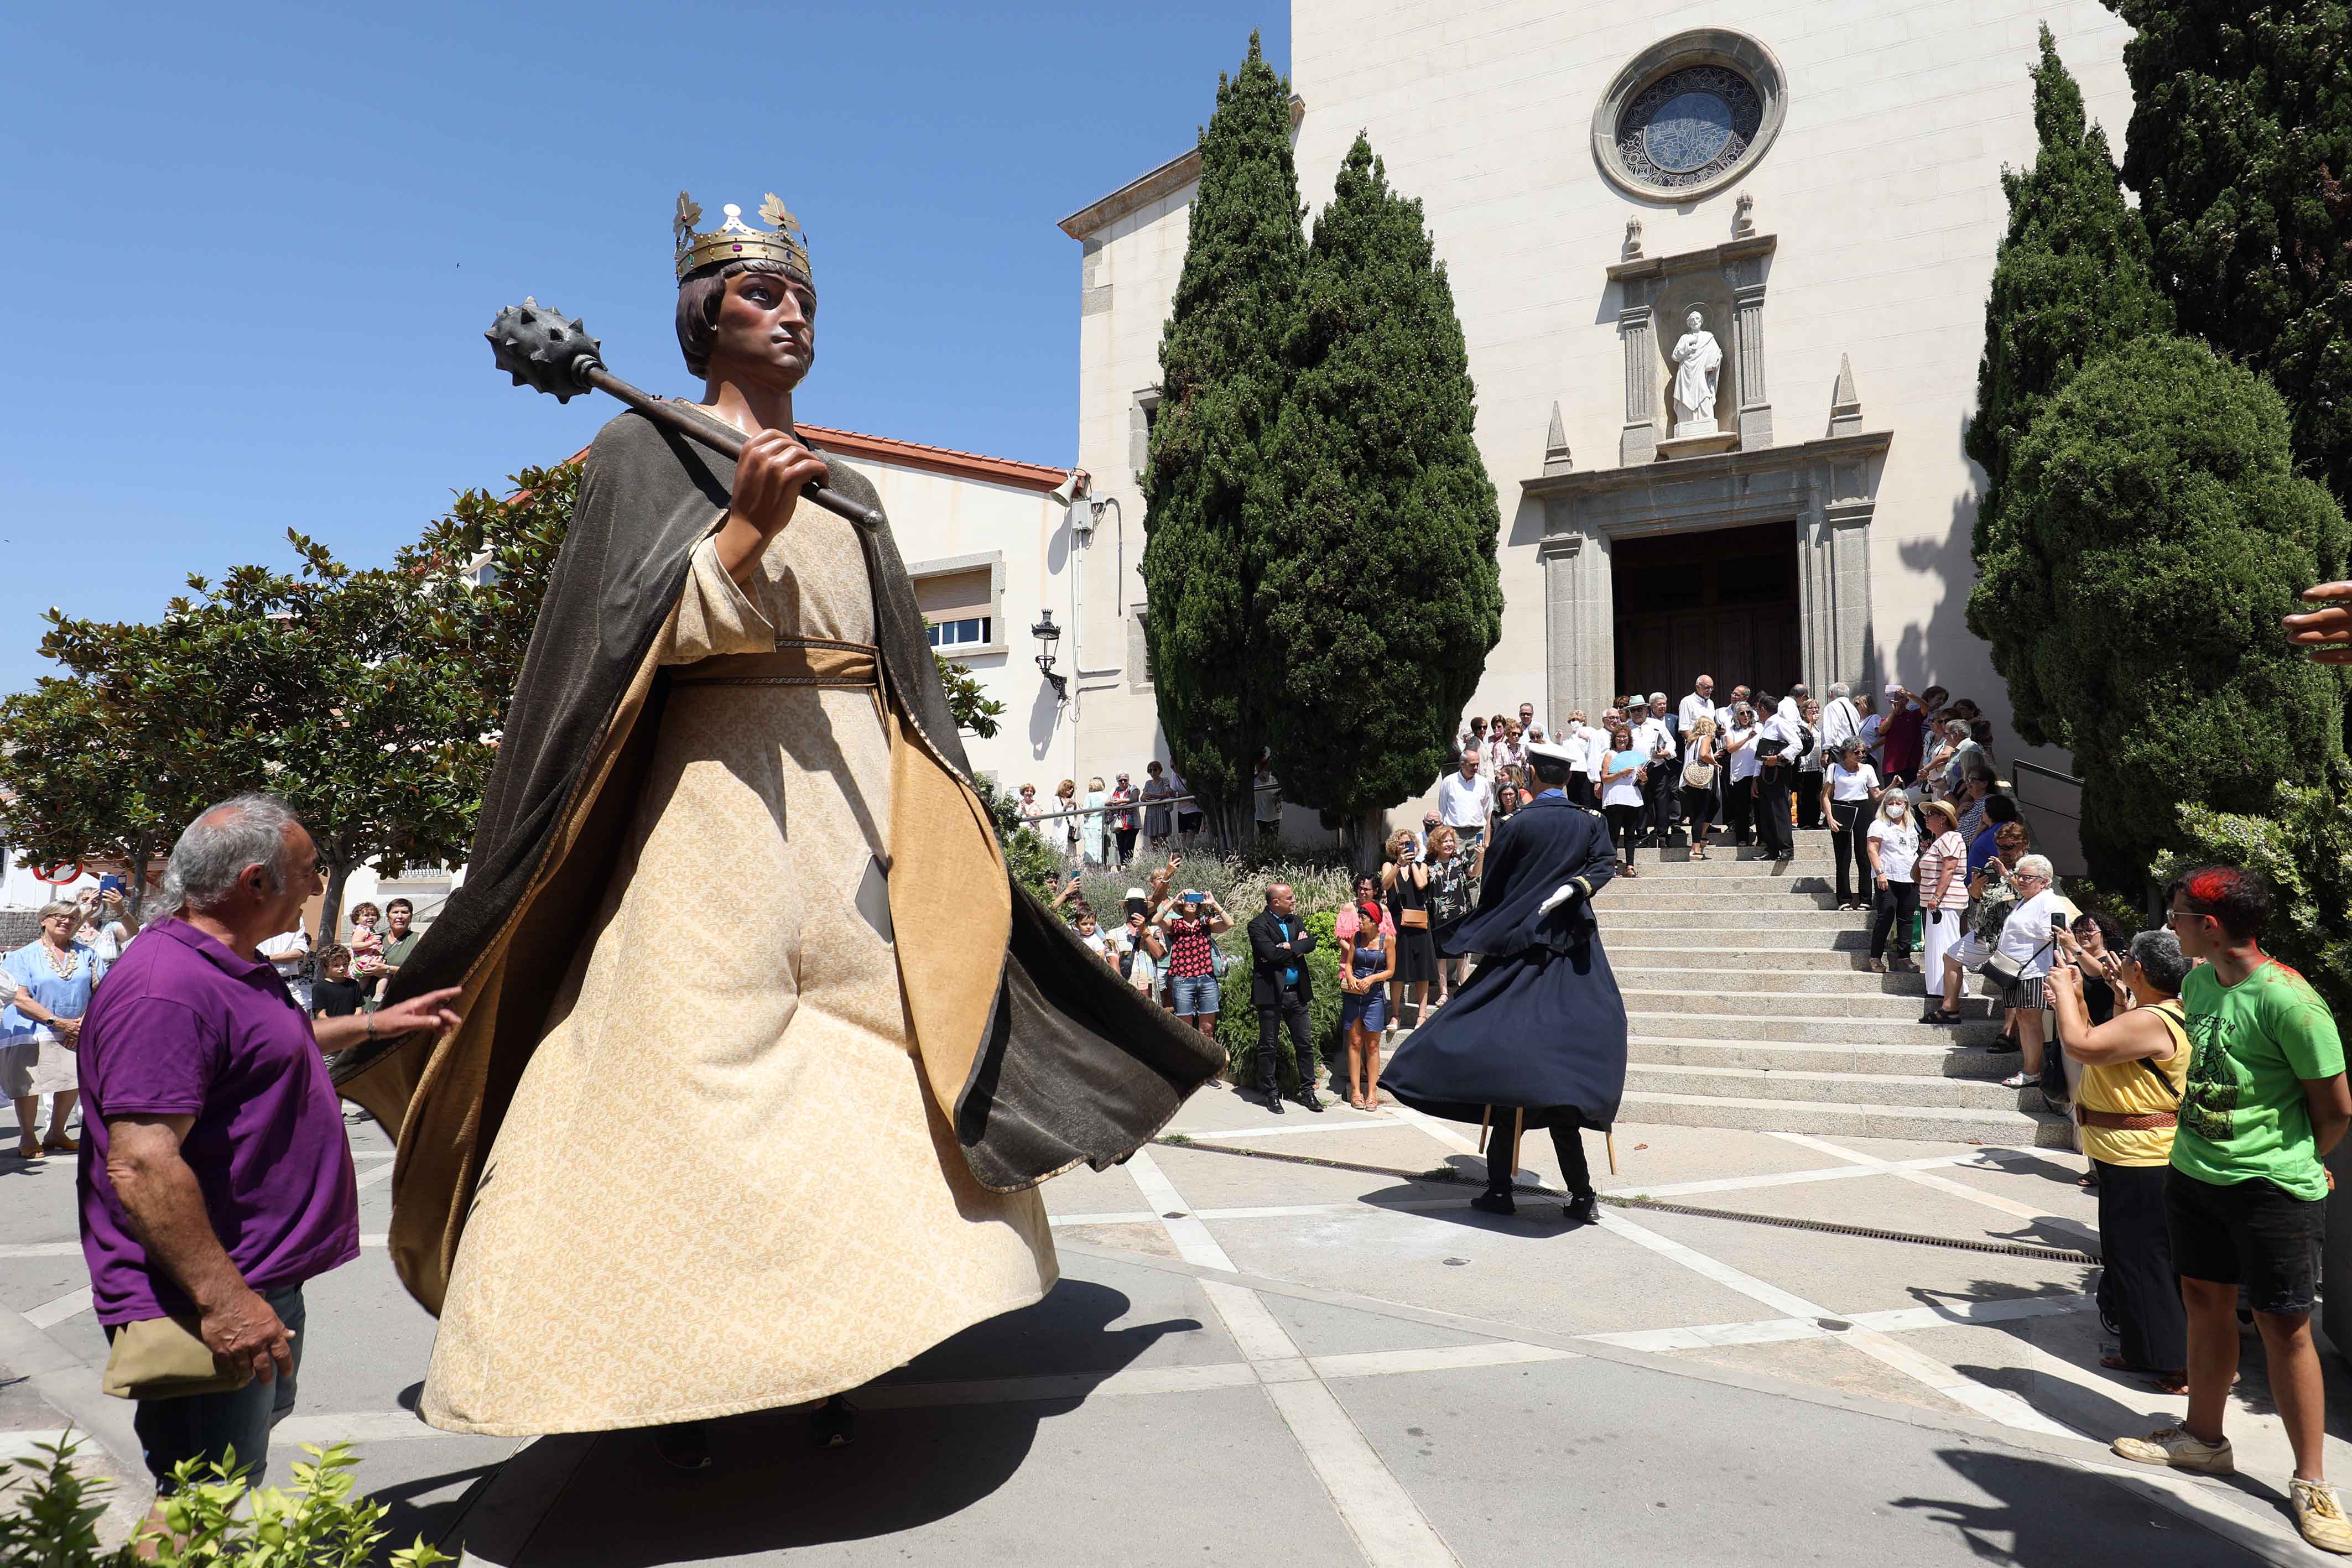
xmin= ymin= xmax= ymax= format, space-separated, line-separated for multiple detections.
xmin=674 ymin=190 xmax=810 ymax=283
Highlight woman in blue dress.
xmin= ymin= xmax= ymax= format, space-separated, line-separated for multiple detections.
xmin=2 ymin=899 xmax=106 ymax=1160
xmin=1337 ymin=876 xmax=1396 ymax=1109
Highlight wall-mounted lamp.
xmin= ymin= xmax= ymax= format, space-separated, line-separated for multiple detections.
xmin=1032 ymin=609 xmax=1068 ymax=704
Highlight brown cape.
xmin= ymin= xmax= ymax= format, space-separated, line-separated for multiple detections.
xmin=335 ymin=409 xmax=1224 ymax=1316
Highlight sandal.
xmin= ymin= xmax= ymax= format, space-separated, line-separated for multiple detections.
xmin=41 ymin=1133 xmax=77 ymax=1154
xmin=15 ymin=1139 xmax=42 ymax=1161
xmin=2000 ymin=1071 xmax=2031 ymax=1089
xmin=1921 ymin=1008 xmax=1963 ymax=1025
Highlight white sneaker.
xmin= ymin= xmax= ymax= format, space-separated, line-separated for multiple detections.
xmin=2111 ymin=1426 xmax=2234 ymax=1475
xmin=2294 ymin=1480 xmax=2352 ymax=1554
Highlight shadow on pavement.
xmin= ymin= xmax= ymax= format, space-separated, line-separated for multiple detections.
xmin=1893 ymin=1446 xmax=2272 ymax=1565
xmin=447 ymin=1279 xmax=1188 ymax=1566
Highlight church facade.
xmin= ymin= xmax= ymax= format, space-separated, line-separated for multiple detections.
xmin=1059 ymin=0 xmax=2135 ymax=798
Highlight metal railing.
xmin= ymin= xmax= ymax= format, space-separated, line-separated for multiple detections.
xmin=2011 ymin=757 xmax=2088 ymax=880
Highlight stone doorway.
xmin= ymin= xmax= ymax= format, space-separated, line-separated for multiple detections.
xmin=1610 ymin=520 xmax=1801 ymax=702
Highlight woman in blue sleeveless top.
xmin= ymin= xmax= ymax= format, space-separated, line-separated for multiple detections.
xmin=1338 ymin=876 xmax=1396 ymax=1109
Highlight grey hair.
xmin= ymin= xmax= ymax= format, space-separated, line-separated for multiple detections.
xmin=1828 ymin=681 xmax=1851 ymax=699
xmin=1789 ymin=683 xmax=1810 ymax=700
xmin=37 ymin=899 xmax=81 ymax=925
xmin=2129 ymin=928 xmax=2191 ymax=996
xmin=151 ymin=793 xmax=301 ymax=920
xmin=2013 ymin=853 xmax=2056 ymax=882
xmin=1646 ymin=691 xmax=1667 ymax=703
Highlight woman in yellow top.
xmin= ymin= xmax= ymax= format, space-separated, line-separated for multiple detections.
xmin=2049 ymin=929 xmax=2194 ymax=1390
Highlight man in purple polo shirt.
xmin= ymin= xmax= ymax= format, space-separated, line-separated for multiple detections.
xmin=79 ymin=793 xmax=460 ymax=1499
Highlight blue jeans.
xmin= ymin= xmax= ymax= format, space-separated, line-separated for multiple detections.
xmin=1169 ymin=972 xmax=1220 ymax=1017
xmin=112 ymin=1285 xmax=306 ymax=1491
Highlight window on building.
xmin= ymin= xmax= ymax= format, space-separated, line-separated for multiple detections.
xmin=927 ymin=617 xmax=993 ymax=649
xmin=914 ymin=565 xmax=998 ymax=653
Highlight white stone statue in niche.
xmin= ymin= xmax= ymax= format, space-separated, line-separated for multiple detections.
xmin=1669 ymin=307 xmax=1724 ymax=435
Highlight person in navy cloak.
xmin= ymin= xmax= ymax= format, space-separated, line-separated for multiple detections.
xmin=1382 ymin=738 xmax=1628 ymax=1225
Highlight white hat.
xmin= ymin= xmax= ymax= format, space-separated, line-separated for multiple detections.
xmin=1524 ymin=738 xmax=1576 ymax=767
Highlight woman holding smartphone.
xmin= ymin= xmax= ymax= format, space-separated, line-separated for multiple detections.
xmin=1162 ymin=888 xmax=1230 ymax=1038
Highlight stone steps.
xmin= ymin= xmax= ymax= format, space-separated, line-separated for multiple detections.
xmin=1622 ymin=1008 xmax=2005 ymax=1046
xmin=1627 ymin=1033 xmax=2017 ymax=1080
xmin=1614 ymin=966 xmax=1982 ymax=1003
xmin=1619 ymin=1089 xmax=2073 ymax=1149
xmin=1599 ymin=908 xmax=1869 ymax=930
xmin=1626 ymin=1061 xmax=2038 ymax=1112
xmin=1619 ymin=987 xmax=1987 ymax=1022
xmin=1607 ymin=944 xmax=1883 ymax=972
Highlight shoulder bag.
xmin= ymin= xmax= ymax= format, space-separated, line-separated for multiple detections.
xmin=1682 ymin=739 xmax=1716 ymax=789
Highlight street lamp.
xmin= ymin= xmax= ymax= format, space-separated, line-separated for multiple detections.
xmin=1032 ymin=609 xmax=1067 ymax=704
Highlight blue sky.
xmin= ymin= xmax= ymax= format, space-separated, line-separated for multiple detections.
xmin=0 ymin=3 xmax=1289 ymax=691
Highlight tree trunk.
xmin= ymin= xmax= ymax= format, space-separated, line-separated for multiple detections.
xmin=1341 ymin=809 xmax=1388 ymax=875
xmin=125 ymin=831 xmax=152 ymax=923
xmin=316 ymin=860 xmax=350 ymax=961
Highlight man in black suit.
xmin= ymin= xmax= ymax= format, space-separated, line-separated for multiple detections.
xmin=1248 ymin=883 xmax=1323 ymax=1113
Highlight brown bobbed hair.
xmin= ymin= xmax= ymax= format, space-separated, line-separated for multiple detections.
xmin=677 ymin=258 xmax=812 ymax=378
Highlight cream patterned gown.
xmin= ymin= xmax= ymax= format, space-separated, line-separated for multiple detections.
xmin=423 ymin=501 xmax=1055 ymax=1437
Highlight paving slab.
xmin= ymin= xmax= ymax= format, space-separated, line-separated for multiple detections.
xmin=1035 ymin=1161 xmax=1149 ymax=1216
xmin=1329 ymin=1357 xmax=2266 ymax=1567
xmin=1615 ymin=1206 xmax=2096 ymax=1316
xmin=496 ymin=1383 xmax=1364 ymax=1567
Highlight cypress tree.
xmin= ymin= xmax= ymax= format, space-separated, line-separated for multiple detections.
xmin=1964 ymin=27 xmax=2171 ymax=745
xmin=1987 ymin=336 xmax=2346 ymax=885
xmin=1257 ymin=134 xmax=1501 ymax=858
xmin=1139 ymin=33 xmax=1304 ymax=837
xmin=2112 ymin=0 xmax=2352 ymax=507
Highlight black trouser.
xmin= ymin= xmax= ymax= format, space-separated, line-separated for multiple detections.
xmin=1754 ymin=769 xmax=1792 ymax=858
xmin=1256 ymin=996 xmax=1315 ymax=1095
xmin=1830 ymin=800 xmax=1870 ymax=903
xmin=2096 ymin=1159 xmax=2188 ymax=1373
xmin=1870 ymin=878 xmax=1918 ymax=959
xmin=1604 ymin=802 xmax=1642 ymax=864
xmin=1645 ymin=765 xmax=1680 ymax=842
xmin=1724 ymin=778 xmax=1756 ymax=845
xmin=1486 ymin=1112 xmax=1593 ymax=1197
xmin=1113 ymin=826 xmax=1138 ymax=864
xmin=1796 ymin=770 xmax=1824 ymax=829
xmin=1565 ymin=775 xmax=1594 ymax=809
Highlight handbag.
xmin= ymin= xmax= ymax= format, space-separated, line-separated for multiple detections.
xmin=1682 ymin=759 xmax=1716 ymax=789
xmin=102 ymin=1314 xmax=249 ymax=1401
xmin=1981 ymin=936 xmax=2054 ymax=998
xmin=1399 ymin=906 xmax=1429 ymax=929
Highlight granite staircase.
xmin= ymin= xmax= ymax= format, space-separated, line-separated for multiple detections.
xmin=1595 ymin=830 xmax=2073 ymax=1148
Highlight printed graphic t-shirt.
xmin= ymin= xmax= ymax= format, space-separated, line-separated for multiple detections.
xmin=2172 ymin=960 xmax=2347 ymax=1201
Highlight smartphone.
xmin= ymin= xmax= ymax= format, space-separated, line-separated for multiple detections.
xmin=1185 ymin=891 xmax=1205 ymax=905
xmin=98 ymin=873 xmax=127 ymax=898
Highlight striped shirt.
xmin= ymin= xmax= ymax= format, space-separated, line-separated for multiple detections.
xmin=1916 ymin=831 xmax=1971 ymax=909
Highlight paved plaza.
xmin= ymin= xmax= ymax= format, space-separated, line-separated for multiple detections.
xmin=9 ymin=1085 xmax=2352 ymax=1565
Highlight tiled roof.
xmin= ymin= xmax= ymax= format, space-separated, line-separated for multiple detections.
xmin=521 ymin=416 xmax=1069 ymax=496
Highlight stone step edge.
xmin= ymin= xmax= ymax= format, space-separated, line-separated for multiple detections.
xmin=1627 ymin=1033 xmax=2014 ymax=1058
xmin=1625 ymin=1008 xmax=1990 ymax=1028
xmin=1626 ymin=1061 xmax=2027 ymax=1090
xmin=1619 ymin=1088 xmax=2067 ymax=1126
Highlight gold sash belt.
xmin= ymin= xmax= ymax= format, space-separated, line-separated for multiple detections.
xmin=670 ymin=637 xmax=881 ymax=689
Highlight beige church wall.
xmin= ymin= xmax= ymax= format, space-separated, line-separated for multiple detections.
xmin=1288 ymin=0 xmax=2131 ymax=803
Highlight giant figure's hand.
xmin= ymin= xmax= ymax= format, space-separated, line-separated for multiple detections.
xmin=731 ymin=428 xmax=830 ymax=542
xmin=2286 ymin=583 xmax=2352 ymax=664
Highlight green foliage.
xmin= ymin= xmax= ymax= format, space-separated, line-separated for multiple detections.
xmin=932 ymin=650 xmax=1005 ymax=739
xmin=0 ymin=1434 xmax=449 ymax=1567
xmin=971 ymin=773 xmax=1059 ymax=899
xmin=1141 ymin=32 xmax=1306 ymax=829
xmin=1965 ymin=29 xmax=2172 ymax=747
xmin=1257 ymin=134 xmax=1502 ymax=835
xmin=2164 ymin=762 xmax=2352 ymax=1022
xmin=2112 ymin=0 xmax=2352 ymax=507
xmin=1971 ymin=335 xmax=2349 ymax=883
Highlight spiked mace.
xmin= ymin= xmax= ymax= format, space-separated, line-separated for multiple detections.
xmin=485 ymin=299 xmax=883 ymax=531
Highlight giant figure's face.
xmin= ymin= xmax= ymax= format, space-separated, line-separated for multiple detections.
xmin=709 ymin=269 xmax=818 ymax=392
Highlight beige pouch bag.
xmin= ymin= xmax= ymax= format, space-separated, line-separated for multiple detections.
xmin=102 ymin=1314 xmax=249 ymax=1401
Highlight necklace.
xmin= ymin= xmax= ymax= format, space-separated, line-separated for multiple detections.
xmin=43 ymin=941 xmax=77 ymax=979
